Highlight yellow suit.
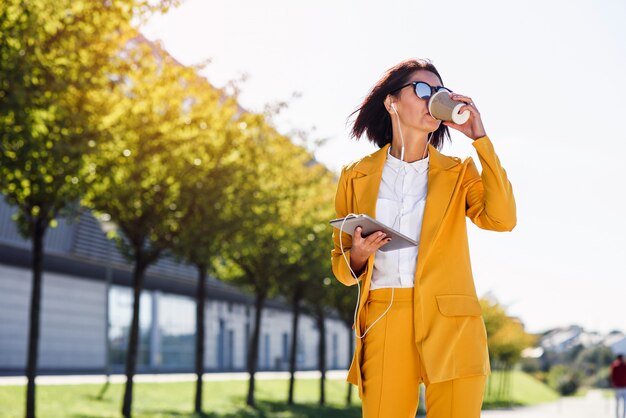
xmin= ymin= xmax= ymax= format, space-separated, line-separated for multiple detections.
xmin=331 ymin=135 xmax=516 ymax=400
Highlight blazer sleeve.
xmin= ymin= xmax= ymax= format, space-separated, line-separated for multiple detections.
xmin=463 ymin=135 xmax=517 ymax=232
xmin=331 ymin=166 xmax=369 ymax=286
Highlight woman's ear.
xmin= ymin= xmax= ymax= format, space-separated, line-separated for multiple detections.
xmin=384 ymin=95 xmax=394 ymax=114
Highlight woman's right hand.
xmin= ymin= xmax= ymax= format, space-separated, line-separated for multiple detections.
xmin=349 ymin=227 xmax=392 ymax=275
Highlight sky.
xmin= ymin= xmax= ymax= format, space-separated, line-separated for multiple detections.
xmin=141 ymin=0 xmax=626 ymax=336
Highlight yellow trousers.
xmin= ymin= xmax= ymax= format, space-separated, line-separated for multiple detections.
xmin=360 ymin=288 xmax=487 ymax=418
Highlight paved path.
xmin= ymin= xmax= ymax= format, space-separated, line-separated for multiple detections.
xmin=0 ymin=370 xmax=347 ymax=386
xmin=481 ymin=389 xmax=616 ymax=418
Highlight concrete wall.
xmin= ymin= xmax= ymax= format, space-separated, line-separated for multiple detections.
xmin=0 ymin=264 xmax=107 ymax=371
xmin=0 ymin=263 xmax=351 ymax=374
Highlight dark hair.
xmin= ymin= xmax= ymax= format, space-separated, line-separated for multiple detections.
xmin=348 ymin=58 xmax=451 ymax=150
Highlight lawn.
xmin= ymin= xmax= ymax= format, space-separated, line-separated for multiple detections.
xmin=0 ymin=371 xmax=559 ymax=417
xmin=483 ymin=370 xmax=560 ymax=408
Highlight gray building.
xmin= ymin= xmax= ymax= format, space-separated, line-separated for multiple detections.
xmin=0 ymin=197 xmax=350 ymax=375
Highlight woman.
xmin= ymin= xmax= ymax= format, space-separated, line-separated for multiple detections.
xmin=331 ymin=58 xmax=516 ymax=418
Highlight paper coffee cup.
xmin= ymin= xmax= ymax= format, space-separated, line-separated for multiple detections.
xmin=428 ymin=90 xmax=470 ymax=124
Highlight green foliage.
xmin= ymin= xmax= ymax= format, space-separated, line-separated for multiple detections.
xmin=573 ymin=345 xmax=615 ymax=371
xmin=540 ymin=344 xmax=615 ymax=390
xmin=546 ymin=364 xmax=581 ymax=396
xmin=0 ymin=0 xmax=127 ymax=234
xmin=213 ymin=112 xmax=335 ymax=299
xmin=83 ymin=34 xmax=199 ymax=261
xmin=481 ymin=296 xmax=537 ymax=367
xmin=520 ymin=356 xmax=542 ymax=373
xmin=0 ymin=0 xmax=181 ymax=234
xmin=592 ymin=366 xmax=612 ymax=389
xmin=572 ymin=345 xmax=615 ymax=388
xmin=167 ymin=76 xmax=240 ymax=269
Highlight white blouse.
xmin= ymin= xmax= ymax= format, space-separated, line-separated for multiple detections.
xmin=370 ymin=146 xmax=429 ymax=290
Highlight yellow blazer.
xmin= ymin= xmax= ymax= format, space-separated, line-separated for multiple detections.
xmin=331 ymin=135 xmax=516 ymax=399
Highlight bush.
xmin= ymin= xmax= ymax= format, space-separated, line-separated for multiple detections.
xmin=589 ymin=367 xmax=611 ymax=389
xmin=547 ymin=364 xmax=581 ymax=396
xmin=520 ymin=357 xmax=542 ymax=373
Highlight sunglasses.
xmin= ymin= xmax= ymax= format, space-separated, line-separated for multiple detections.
xmin=390 ymin=81 xmax=452 ymax=100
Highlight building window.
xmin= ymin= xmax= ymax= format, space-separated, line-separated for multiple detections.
xmin=108 ymin=286 xmax=152 ymax=368
xmin=227 ymin=329 xmax=235 ymax=370
xmin=332 ymin=333 xmax=339 ymax=369
xmin=258 ymin=334 xmax=270 ymax=370
xmin=158 ymin=293 xmax=195 ymax=369
xmin=108 ymin=286 xmax=195 ymax=371
xmin=282 ymin=332 xmax=289 ymax=365
xmin=296 ymin=333 xmax=305 ymax=367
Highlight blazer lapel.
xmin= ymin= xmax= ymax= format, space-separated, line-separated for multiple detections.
xmin=352 ymin=144 xmax=390 ymax=218
xmin=414 ymin=143 xmax=463 ymax=278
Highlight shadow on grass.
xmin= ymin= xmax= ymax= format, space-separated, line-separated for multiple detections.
xmin=71 ymin=399 xmax=362 ymax=418
xmin=84 ymin=393 xmax=116 ymax=404
xmin=255 ymin=399 xmax=362 ymax=418
xmin=483 ymin=399 xmax=527 ymax=410
xmin=69 ymin=399 xmax=523 ymax=417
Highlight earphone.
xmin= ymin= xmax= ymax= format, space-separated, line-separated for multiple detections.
xmin=341 ymin=105 xmax=434 ymax=339
xmin=390 ymin=102 xmax=430 ymax=163
xmin=391 ymin=103 xmax=405 ymax=162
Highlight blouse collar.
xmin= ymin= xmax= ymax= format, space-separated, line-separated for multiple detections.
xmin=387 ymin=146 xmax=429 ymax=173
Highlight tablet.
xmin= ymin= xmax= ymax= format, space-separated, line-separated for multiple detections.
xmin=329 ymin=214 xmax=418 ymax=252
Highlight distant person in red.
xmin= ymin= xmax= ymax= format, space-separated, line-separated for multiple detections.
xmin=610 ymin=354 xmax=626 ymax=418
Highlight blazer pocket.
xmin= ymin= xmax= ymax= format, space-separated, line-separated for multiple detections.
xmin=436 ymin=294 xmax=482 ymax=316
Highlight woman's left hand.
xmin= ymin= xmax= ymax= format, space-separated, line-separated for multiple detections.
xmin=442 ymin=93 xmax=487 ymax=141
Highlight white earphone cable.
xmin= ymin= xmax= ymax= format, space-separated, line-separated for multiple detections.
xmin=340 ymin=105 xmax=433 ymax=339
xmin=339 ymin=214 xmax=394 ymax=339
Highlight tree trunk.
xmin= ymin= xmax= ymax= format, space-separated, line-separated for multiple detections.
xmin=246 ymin=291 xmax=266 ymax=407
xmin=497 ymin=360 xmax=505 ymax=400
xmin=317 ymin=307 xmax=326 ymax=406
xmin=346 ymin=320 xmax=354 ymax=406
xmin=505 ymin=363 xmax=512 ymax=405
xmin=25 ymin=218 xmax=47 ymax=418
xmin=288 ymin=287 xmax=302 ymax=405
xmin=486 ymin=356 xmax=492 ymax=398
xmin=121 ymin=257 xmax=148 ymax=418
xmin=194 ymin=264 xmax=207 ymax=414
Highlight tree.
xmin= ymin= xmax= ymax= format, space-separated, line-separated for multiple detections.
xmin=281 ymin=162 xmax=336 ymax=409
xmin=327 ymin=275 xmax=358 ymax=405
xmin=303 ymin=275 xmax=335 ymax=406
xmin=167 ymin=75 xmax=242 ymax=414
xmin=301 ymin=228 xmax=335 ymax=407
xmin=212 ymin=113 xmax=328 ymax=407
xmin=83 ymin=36 xmax=193 ymax=418
xmin=280 ymin=175 xmax=335 ymax=405
xmin=0 ymin=2 xmax=175 ymax=416
xmin=481 ymin=295 xmax=536 ymax=401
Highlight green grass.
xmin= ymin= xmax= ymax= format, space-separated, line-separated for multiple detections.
xmin=483 ymin=370 xmax=560 ymax=408
xmin=0 ymin=371 xmax=559 ymax=418
xmin=1 ymin=378 xmax=358 ymax=418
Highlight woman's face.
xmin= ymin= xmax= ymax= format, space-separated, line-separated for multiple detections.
xmin=389 ymin=70 xmax=443 ymax=133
